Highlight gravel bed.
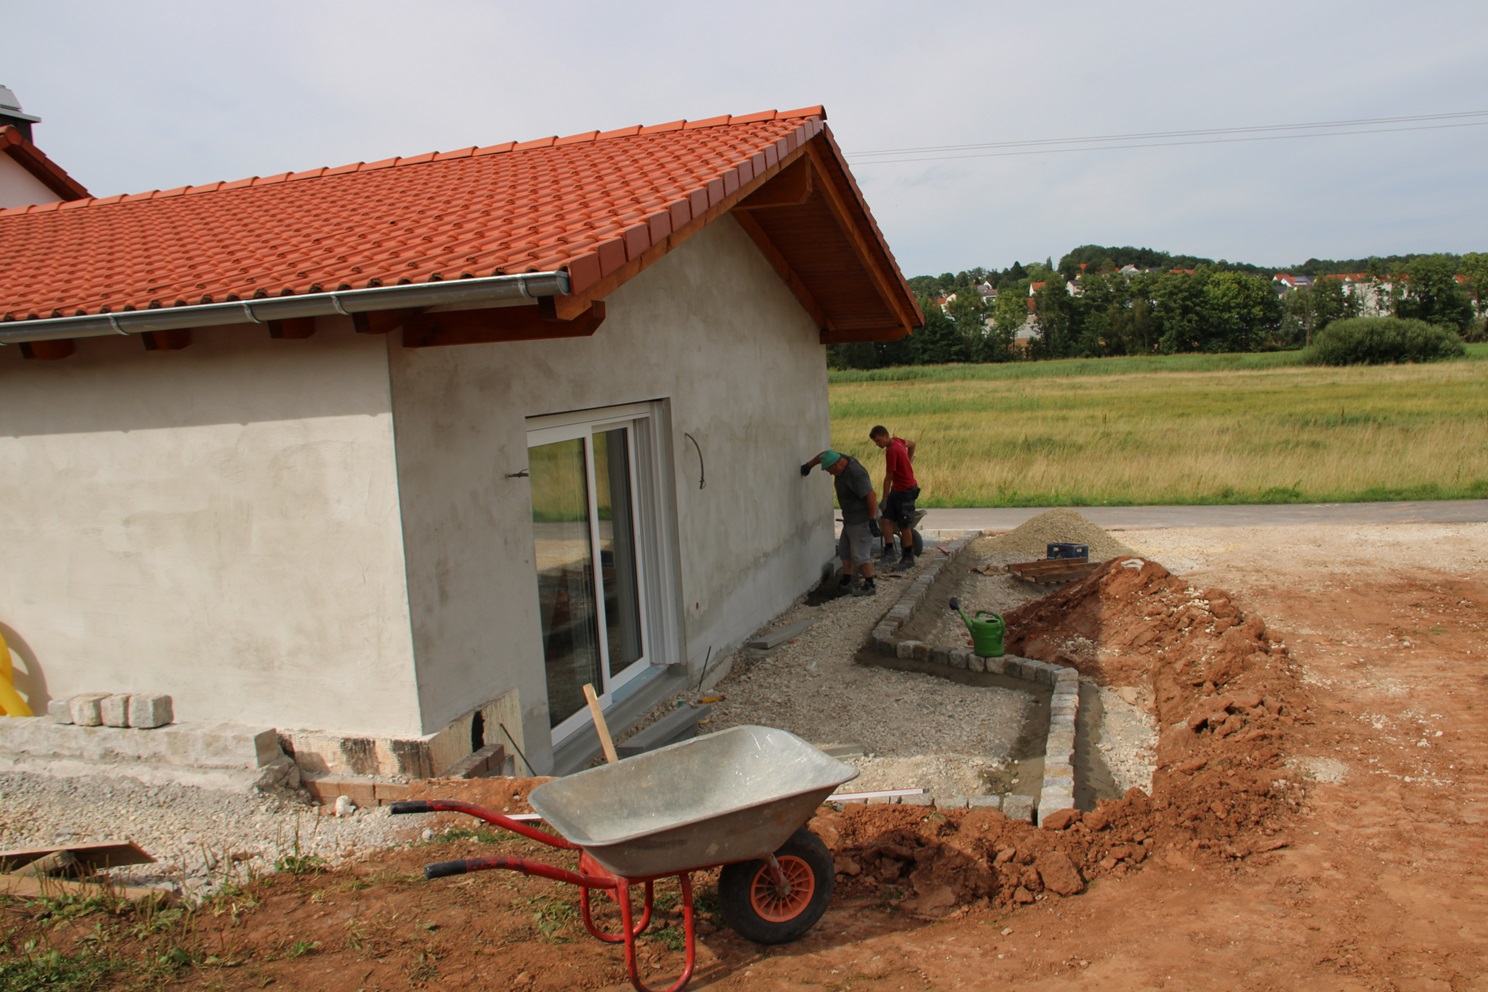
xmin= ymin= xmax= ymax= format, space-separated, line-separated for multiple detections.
xmin=0 ymin=773 xmax=421 ymax=897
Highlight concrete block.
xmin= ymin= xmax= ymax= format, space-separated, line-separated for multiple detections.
xmin=981 ymin=654 xmax=1004 ymax=675
xmin=948 ymin=649 xmax=968 ymax=670
xmin=896 ymin=640 xmax=923 ymax=660
xmin=939 ymin=795 xmax=969 ymax=809
xmin=69 ymin=693 xmax=109 ymax=727
xmin=929 ymin=646 xmax=950 ymax=666
xmin=127 ymin=694 xmax=173 ymax=729
xmin=968 ymin=794 xmax=1003 ymax=810
xmin=99 ymin=694 xmax=131 ymax=728
xmin=746 ymin=619 xmax=815 ymax=650
xmin=967 ymin=652 xmax=986 ymax=673
xmin=1003 ymin=794 xmax=1036 ymax=822
xmin=1001 ymin=658 xmax=1025 ymax=680
xmin=900 ymin=793 xmax=934 ymax=806
xmin=872 ymin=632 xmax=896 ymax=656
xmin=47 ymin=699 xmax=73 ymax=724
xmin=911 ymin=641 xmax=931 ymax=662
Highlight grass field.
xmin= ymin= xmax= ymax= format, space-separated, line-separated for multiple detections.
xmin=828 ymin=345 xmax=1488 ymax=507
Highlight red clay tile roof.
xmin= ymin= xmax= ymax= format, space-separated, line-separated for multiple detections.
xmin=0 ymin=125 xmax=90 ymax=203
xmin=0 ymin=107 xmax=919 ymax=340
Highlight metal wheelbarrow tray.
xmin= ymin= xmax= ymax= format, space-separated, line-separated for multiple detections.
xmin=528 ymin=724 xmax=856 ymax=878
xmin=390 ymin=725 xmax=857 ymax=992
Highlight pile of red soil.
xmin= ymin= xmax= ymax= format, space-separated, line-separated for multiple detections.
xmin=820 ymin=556 xmax=1311 ymax=916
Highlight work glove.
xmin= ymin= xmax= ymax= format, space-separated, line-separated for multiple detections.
xmin=867 ymin=519 xmax=880 ymax=537
xmin=800 ymin=462 xmax=813 ymax=477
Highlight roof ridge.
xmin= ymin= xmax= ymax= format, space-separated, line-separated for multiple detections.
xmin=0 ymin=107 xmax=827 ymax=219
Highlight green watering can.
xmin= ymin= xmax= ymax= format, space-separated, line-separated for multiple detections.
xmin=949 ymin=597 xmax=1005 ymax=658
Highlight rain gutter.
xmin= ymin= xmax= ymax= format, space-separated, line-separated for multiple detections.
xmin=0 ymin=270 xmax=571 ymax=346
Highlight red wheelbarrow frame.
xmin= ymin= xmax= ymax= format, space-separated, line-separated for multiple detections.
xmin=391 ymin=798 xmax=818 ymax=992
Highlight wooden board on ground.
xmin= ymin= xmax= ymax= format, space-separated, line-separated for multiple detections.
xmin=0 ymin=872 xmax=167 ymax=903
xmin=1006 ymin=556 xmax=1101 ymax=586
xmin=0 ymin=840 xmax=153 ymax=875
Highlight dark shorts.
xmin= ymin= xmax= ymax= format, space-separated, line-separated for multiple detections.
xmin=883 ymin=487 xmax=920 ymax=529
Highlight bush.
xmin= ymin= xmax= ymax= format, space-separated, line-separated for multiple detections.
xmin=1302 ymin=317 xmax=1467 ymax=366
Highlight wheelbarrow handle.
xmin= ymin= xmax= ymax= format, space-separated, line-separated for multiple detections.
xmin=387 ymin=797 xmax=579 ymax=850
xmin=425 ymin=859 xmax=472 ymax=879
xmin=388 ymin=801 xmax=435 ymax=815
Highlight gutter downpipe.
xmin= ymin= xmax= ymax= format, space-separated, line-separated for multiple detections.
xmin=0 ymin=271 xmax=571 ymax=346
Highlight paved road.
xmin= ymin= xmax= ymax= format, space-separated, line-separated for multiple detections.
xmin=920 ymin=499 xmax=1488 ymax=534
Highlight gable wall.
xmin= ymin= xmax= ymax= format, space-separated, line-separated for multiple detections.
xmin=0 ymin=324 xmax=421 ymax=735
xmin=0 ymin=154 xmax=64 ymax=208
xmin=387 ymin=218 xmax=835 ymax=769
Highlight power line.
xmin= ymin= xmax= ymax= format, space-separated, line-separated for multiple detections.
xmin=846 ymin=111 xmax=1488 ymax=165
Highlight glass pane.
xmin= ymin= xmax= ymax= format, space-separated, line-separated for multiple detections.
xmin=594 ymin=428 xmax=644 ymax=679
xmin=529 ymin=438 xmax=601 ymax=729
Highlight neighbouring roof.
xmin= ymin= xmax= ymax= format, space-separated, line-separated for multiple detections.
xmin=0 ymin=107 xmax=920 ymax=344
xmin=0 ymin=125 xmax=90 ymax=203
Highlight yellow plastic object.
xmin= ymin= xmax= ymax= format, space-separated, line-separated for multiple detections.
xmin=0 ymin=629 xmax=34 ymax=717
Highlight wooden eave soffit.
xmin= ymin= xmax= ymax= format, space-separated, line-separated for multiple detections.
xmin=733 ymin=148 xmax=917 ymax=343
xmin=13 ymin=300 xmax=603 ymax=360
xmin=402 ymin=298 xmax=606 ymax=348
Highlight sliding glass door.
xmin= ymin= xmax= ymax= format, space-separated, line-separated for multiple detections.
xmin=528 ymin=413 xmax=651 ymax=739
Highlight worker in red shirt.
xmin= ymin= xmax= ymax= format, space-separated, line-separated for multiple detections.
xmin=870 ymin=425 xmax=921 ymax=571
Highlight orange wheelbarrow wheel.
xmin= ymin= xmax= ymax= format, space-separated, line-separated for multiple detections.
xmin=718 ymin=827 xmax=834 ymax=945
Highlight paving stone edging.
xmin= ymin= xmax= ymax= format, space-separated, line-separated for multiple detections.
xmin=866 ymin=531 xmax=1080 ymax=826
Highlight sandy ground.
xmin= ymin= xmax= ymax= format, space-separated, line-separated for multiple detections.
xmin=5 ymin=517 xmax=1486 ymax=992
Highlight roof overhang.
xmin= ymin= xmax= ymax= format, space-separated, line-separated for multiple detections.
xmin=549 ymin=125 xmax=922 ymax=343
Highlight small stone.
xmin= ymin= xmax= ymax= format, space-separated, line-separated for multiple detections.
xmin=334 ymin=795 xmax=356 ymax=817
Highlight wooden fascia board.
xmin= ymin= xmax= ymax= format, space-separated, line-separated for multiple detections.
xmin=549 ymin=143 xmax=816 ymax=322
xmin=802 ymin=142 xmax=918 ymax=336
xmin=819 ymin=325 xmax=909 ymax=344
xmin=732 ymin=210 xmax=831 ymax=333
xmin=402 ymin=300 xmax=605 ymax=347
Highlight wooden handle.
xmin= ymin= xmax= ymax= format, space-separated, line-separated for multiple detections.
xmin=583 ymin=683 xmax=619 ymax=764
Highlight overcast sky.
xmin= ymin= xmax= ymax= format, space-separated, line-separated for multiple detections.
xmin=6 ymin=0 xmax=1485 ymax=278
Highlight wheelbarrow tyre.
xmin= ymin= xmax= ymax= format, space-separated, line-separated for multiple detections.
xmin=911 ymin=529 xmax=924 ymax=556
xmin=718 ymin=827 xmax=835 ymax=945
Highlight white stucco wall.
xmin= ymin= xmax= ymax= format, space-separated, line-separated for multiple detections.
xmin=0 ymin=155 xmax=64 ymax=209
xmin=0 ymin=325 xmax=420 ymax=735
xmin=388 ymin=218 xmax=835 ymax=767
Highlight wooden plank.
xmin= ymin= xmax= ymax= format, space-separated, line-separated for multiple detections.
xmin=0 ymin=840 xmax=154 ymax=875
xmin=0 ymin=872 xmax=167 ymax=903
xmin=1006 ymin=557 xmax=1100 ymax=586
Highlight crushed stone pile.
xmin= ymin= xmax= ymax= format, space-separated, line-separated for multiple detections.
xmin=980 ymin=507 xmax=1139 ymax=562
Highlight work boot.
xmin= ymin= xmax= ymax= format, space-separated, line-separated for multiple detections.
xmin=892 ymin=553 xmax=917 ymax=573
xmin=878 ymin=543 xmax=898 ymax=565
xmin=837 ymin=573 xmax=853 ymax=590
xmin=853 ymin=577 xmax=877 ymax=596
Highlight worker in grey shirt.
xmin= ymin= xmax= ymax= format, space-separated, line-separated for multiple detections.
xmin=800 ymin=448 xmax=881 ymax=596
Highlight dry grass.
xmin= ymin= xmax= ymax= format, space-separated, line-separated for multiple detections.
xmin=829 ymin=359 xmax=1488 ymax=506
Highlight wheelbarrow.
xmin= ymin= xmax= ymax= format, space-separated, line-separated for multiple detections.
xmin=390 ymin=724 xmax=858 ymax=992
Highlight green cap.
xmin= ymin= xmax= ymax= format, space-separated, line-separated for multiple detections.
xmin=819 ymin=449 xmax=842 ymax=469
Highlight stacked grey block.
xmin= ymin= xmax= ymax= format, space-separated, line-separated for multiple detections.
xmin=54 ymin=692 xmax=174 ymax=729
xmin=1038 ymin=669 xmax=1080 ymax=824
xmin=869 ymin=530 xmax=1083 ymax=826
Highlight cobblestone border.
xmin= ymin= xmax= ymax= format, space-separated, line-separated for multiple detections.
xmin=863 ymin=531 xmax=1080 ymax=826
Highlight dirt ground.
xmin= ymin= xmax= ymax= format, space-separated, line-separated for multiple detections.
xmin=7 ymin=520 xmax=1487 ymax=991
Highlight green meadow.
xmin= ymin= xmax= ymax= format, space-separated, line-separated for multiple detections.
xmin=828 ymin=345 xmax=1488 ymax=507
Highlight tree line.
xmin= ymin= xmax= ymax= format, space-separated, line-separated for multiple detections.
xmin=831 ymin=246 xmax=1486 ymax=368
